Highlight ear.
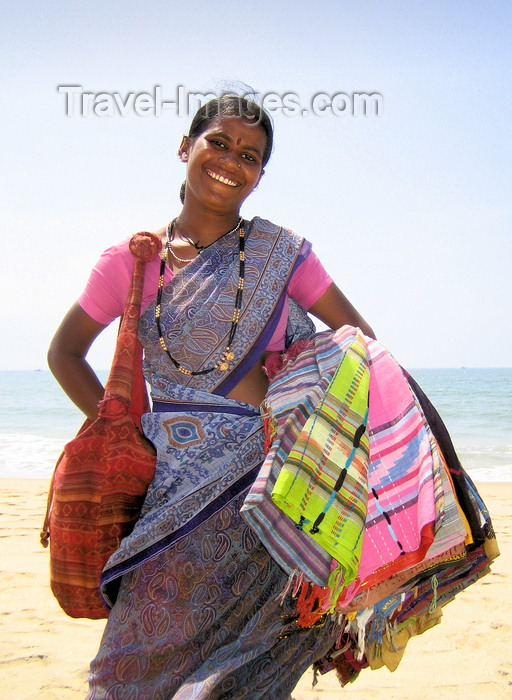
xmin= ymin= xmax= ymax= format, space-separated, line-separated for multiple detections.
xmin=178 ymin=135 xmax=190 ymax=161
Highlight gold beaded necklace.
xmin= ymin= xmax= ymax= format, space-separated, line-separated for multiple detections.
xmin=155 ymin=219 xmax=245 ymax=376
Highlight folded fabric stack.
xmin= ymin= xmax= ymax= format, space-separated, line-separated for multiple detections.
xmin=241 ymin=326 xmax=499 ymax=685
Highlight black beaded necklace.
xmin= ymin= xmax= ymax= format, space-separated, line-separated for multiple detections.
xmin=155 ymin=219 xmax=246 ymax=376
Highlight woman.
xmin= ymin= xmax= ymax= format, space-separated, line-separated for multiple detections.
xmin=49 ymin=95 xmax=375 ymax=698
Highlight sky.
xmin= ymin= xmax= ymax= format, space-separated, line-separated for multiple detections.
xmin=1 ymin=0 xmax=511 ymax=371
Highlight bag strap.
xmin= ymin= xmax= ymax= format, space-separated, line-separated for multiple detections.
xmin=98 ymin=232 xmax=162 ymax=419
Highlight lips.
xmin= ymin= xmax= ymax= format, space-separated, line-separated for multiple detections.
xmin=205 ymin=168 xmax=240 ymax=188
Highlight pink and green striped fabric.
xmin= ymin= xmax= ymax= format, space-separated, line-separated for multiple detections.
xmin=270 ymin=329 xmax=370 ymax=585
xmin=242 ymin=326 xmax=449 ymax=603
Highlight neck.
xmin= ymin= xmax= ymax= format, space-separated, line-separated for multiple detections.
xmin=176 ymin=203 xmax=242 ymax=247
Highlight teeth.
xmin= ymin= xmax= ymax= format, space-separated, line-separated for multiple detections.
xmin=206 ymin=169 xmax=238 ymax=187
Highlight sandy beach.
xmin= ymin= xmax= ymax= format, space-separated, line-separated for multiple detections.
xmin=0 ymin=478 xmax=510 ymax=700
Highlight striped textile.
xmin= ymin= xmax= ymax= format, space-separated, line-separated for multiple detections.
xmin=242 ymin=328 xmax=357 ymax=587
xmin=336 ymin=440 xmax=469 ymax=612
xmin=242 ymin=326 xmax=443 ymax=602
xmin=271 ymin=329 xmax=370 ymax=584
xmin=345 ymin=339 xmax=438 ymax=595
xmin=346 ymin=543 xmax=493 ymax=675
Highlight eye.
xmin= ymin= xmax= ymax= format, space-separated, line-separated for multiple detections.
xmin=241 ymin=153 xmax=257 ymax=163
xmin=209 ymin=138 xmax=227 ymax=149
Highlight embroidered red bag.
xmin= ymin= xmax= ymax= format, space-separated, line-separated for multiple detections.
xmin=40 ymin=232 xmax=161 ymax=619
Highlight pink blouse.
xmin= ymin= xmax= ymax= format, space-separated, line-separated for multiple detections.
xmin=78 ymin=237 xmax=333 ymax=352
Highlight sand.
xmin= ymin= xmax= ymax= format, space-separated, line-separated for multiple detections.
xmin=0 ymin=479 xmax=510 ymax=700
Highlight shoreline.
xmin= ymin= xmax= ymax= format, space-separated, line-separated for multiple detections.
xmin=0 ymin=479 xmax=510 ymax=699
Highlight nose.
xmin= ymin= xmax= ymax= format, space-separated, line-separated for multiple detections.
xmin=219 ymin=149 xmax=241 ymax=172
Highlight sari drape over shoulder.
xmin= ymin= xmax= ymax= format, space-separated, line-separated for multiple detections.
xmin=100 ymin=218 xmax=311 ymax=605
xmin=89 ymin=219 xmax=344 ymax=699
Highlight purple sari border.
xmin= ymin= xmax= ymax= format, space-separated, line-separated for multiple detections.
xmin=100 ymin=463 xmax=262 ymax=608
xmin=216 ymin=239 xmax=313 ymax=396
xmin=151 ymin=400 xmax=259 ymax=417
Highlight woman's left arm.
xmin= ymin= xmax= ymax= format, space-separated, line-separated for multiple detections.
xmin=308 ymin=282 xmax=376 ymax=339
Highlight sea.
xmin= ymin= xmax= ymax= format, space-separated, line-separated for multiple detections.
xmin=0 ymin=368 xmax=511 ymax=482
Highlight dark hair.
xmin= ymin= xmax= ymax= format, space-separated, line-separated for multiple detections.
xmin=188 ymin=94 xmax=274 ymax=167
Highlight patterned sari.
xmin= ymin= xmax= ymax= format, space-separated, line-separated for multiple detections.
xmin=87 ymin=219 xmax=339 ymax=699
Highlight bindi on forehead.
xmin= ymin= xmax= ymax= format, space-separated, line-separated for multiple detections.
xmin=236 ymin=138 xmax=241 ymax=145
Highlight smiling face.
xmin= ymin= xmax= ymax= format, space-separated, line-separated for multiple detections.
xmin=179 ymin=116 xmax=267 ymax=216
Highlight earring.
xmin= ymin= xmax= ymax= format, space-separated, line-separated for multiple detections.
xmin=179 ymin=152 xmax=188 ymax=162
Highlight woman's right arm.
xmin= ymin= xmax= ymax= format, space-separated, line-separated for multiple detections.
xmin=47 ymin=302 xmax=109 ymax=421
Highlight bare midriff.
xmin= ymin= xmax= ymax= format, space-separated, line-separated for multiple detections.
xmin=225 ymin=356 xmax=269 ymax=408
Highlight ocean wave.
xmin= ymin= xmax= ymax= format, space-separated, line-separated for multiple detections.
xmin=1 ymin=432 xmax=510 ymax=482
xmin=0 ymin=433 xmax=63 ymax=479
xmin=465 ymin=465 xmax=512 ymax=482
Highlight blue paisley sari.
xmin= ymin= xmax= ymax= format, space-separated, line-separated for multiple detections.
xmin=87 ymin=218 xmax=338 ymax=699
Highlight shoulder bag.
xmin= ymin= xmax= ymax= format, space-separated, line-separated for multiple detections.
xmin=40 ymin=231 xmax=161 ymax=619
